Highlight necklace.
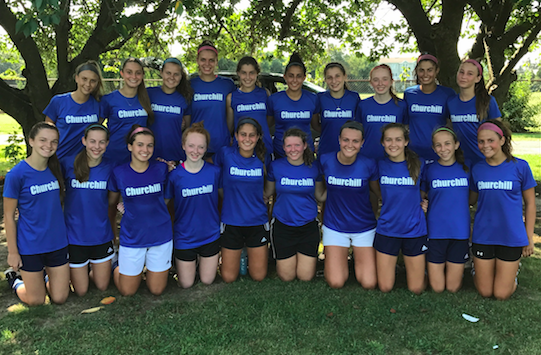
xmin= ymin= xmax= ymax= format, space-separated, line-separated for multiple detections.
xmin=331 ymin=92 xmax=345 ymax=110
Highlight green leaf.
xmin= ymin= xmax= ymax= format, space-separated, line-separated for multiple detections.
xmin=175 ymin=1 xmax=184 ymax=16
xmin=35 ymin=0 xmax=43 ymax=11
xmin=23 ymin=25 xmax=31 ymax=38
xmin=42 ymin=15 xmax=50 ymax=26
xmin=51 ymin=13 xmax=61 ymax=25
xmin=49 ymin=0 xmax=59 ymax=8
xmin=29 ymin=19 xmax=38 ymax=34
xmin=15 ymin=19 xmax=25 ymax=34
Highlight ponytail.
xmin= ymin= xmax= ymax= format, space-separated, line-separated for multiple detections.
xmin=74 ymin=124 xmax=110 ymax=182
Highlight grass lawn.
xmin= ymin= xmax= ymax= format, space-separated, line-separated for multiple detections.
xmin=1 ymin=254 xmax=541 ymax=355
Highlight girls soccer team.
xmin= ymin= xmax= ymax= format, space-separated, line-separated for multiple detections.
xmin=4 ymin=46 xmax=537 ymax=305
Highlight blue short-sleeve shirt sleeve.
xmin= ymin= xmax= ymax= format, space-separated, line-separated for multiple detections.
xmin=3 ymin=169 xmax=22 ymax=199
xmin=267 ymin=161 xmax=275 ymax=182
xmin=108 ymin=170 xmax=119 ymax=192
xmin=43 ymin=96 xmax=60 ymax=122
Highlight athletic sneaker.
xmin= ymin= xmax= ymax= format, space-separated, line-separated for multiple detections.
xmin=4 ymin=268 xmax=21 ymax=290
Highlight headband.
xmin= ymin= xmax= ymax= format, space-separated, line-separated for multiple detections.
xmin=85 ymin=124 xmax=109 ymax=135
xmin=433 ymin=127 xmax=457 ymax=139
xmin=286 ymin=61 xmax=306 ymax=73
xmin=77 ymin=63 xmax=100 ymax=77
xmin=163 ymin=57 xmax=182 ymax=67
xmin=237 ymin=117 xmax=261 ymax=130
xmin=464 ymin=59 xmax=483 ymax=75
xmin=198 ymin=45 xmax=218 ymax=55
xmin=417 ymin=54 xmax=438 ymax=64
xmin=477 ymin=122 xmax=503 ymax=137
xmin=341 ymin=120 xmax=364 ymax=134
xmin=129 ymin=127 xmax=153 ymax=140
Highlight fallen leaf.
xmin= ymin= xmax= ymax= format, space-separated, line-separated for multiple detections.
xmin=81 ymin=306 xmax=103 ymax=314
xmin=326 ymin=312 xmax=334 ymax=317
xmin=100 ymin=296 xmax=116 ymax=305
xmin=390 ymin=308 xmax=396 ymax=313
xmin=353 ymin=305 xmax=360 ymax=309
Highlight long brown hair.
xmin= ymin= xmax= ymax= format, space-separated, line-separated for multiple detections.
xmin=478 ymin=119 xmax=515 ymax=162
xmin=236 ymin=117 xmax=266 ymax=164
xmin=121 ymin=58 xmax=155 ymax=126
xmin=74 ymin=60 xmax=104 ymax=101
xmin=74 ymin=124 xmax=110 ymax=182
xmin=461 ymin=59 xmax=491 ymax=121
xmin=381 ymin=123 xmax=421 ymax=183
xmin=431 ymin=126 xmax=468 ymax=172
xmin=283 ymin=128 xmax=314 ymax=167
xmin=370 ymin=64 xmax=399 ymax=105
xmin=28 ymin=122 xmax=65 ymax=198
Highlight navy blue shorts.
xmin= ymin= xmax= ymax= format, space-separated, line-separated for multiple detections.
xmin=427 ymin=239 xmax=470 ymax=264
xmin=472 ymin=243 xmax=522 ymax=262
xmin=374 ymin=233 xmax=428 ymax=257
xmin=174 ymin=238 xmax=220 ymax=262
xmin=220 ymin=223 xmax=270 ymax=250
xmin=20 ymin=246 xmax=69 ymax=272
xmin=271 ymin=219 xmax=320 ymax=260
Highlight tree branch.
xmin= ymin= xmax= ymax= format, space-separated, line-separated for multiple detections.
xmin=499 ymin=20 xmax=541 ymax=79
xmin=279 ymin=0 xmax=302 ymax=40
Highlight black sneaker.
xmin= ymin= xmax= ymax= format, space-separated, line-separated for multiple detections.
xmin=4 ymin=268 xmax=21 ymax=290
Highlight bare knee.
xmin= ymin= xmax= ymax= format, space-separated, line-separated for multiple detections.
xmin=297 ymin=274 xmax=314 ymax=282
xmin=476 ymin=287 xmax=493 ymax=298
xmin=430 ymin=283 xmax=445 ymax=293
xmin=250 ymin=273 xmax=266 ymax=282
xmin=278 ymin=273 xmax=295 ymax=282
xmin=446 ymin=283 xmax=462 ymax=294
xmin=74 ymin=288 xmax=88 ymax=297
xmin=119 ymin=288 xmax=137 ymax=297
xmin=408 ymin=285 xmax=425 ymax=295
xmin=494 ymin=289 xmax=513 ymax=301
xmin=26 ymin=295 xmax=47 ymax=306
xmin=200 ymin=275 xmax=216 ymax=285
xmin=148 ymin=286 xmax=166 ymax=296
xmin=359 ymin=278 xmax=377 ymax=290
xmin=95 ymin=282 xmax=108 ymax=292
xmin=50 ymin=294 xmax=68 ymax=305
xmin=221 ymin=272 xmax=238 ymax=284
xmin=379 ymin=284 xmax=393 ymax=293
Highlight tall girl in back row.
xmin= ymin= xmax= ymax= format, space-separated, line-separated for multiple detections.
xmin=62 ymin=124 xmax=115 ymax=296
xmin=449 ymin=59 xmax=501 ymax=165
xmin=471 ymin=120 xmax=536 ymax=300
xmin=358 ymin=64 xmax=407 ymax=161
xmin=100 ymin=58 xmax=154 ymax=166
xmin=148 ymin=57 xmax=191 ymax=163
xmin=185 ymin=40 xmax=236 ymax=160
xmin=226 ymin=56 xmax=272 ymax=157
xmin=404 ymin=54 xmax=455 ymax=162
xmin=315 ymin=62 xmax=360 ymax=156
xmin=375 ymin=123 xmax=427 ymax=294
xmin=267 ymin=53 xmax=319 ymax=158
xmin=44 ymin=60 xmax=103 ymax=161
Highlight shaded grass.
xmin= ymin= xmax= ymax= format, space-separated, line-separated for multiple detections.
xmin=2 ymin=256 xmax=541 ymax=355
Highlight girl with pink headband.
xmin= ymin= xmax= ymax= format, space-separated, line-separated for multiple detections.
xmin=470 ymin=119 xmax=536 ymax=300
xmin=404 ymin=53 xmax=456 ymax=162
xmin=184 ymin=40 xmax=236 ymax=162
xmin=448 ymin=58 xmax=501 ymax=165
xmin=108 ymin=124 xmax=173 ymax=296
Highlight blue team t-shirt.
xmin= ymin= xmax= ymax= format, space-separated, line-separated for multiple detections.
xmin=404 ymin=85 xmax=456 ymax=161
xmin=43 ymin=93 xmax=99 ymax=160
xmin=421 ymin=161 xmax=471 ymax=240
xmin=377 ymin=158 xmax=427 ymax=238
xmin=471 ymin=158 xmax=536 ymax=247
xmin=165 ymin=162 xmax=221 ymax=250
xmin=148 ymin=86 xmax=188 ymax=162
xmin=214 ymin=146 xmax=268 ymax=226
xmin=100 ymin=90 xmax=148 ymax=166
xmin=62 ymin=157 xmax=115 ymax=246
xmin=358 ymin=97 xmax=408 ymax=161
xmin=267 ymin=90 xmax=319 ymax=157
xmin=231 ymin=86 xmax=272 ymax=155
xmin=3 ymin=161 xmax=68 ymax=255
xmin=449 ymin=95 xmax=501 ymax=165
xmin=108 ymin=161 xmax=172 ymax=248
xmin=267 ymin=158 xmax=322 ymax=227
xmin=317 ymin=90 xmax=360 ymax=156
xmin=186 ymin=76 xmax=236 ymax=153
xmin=320 ymin=152 xmax=378 ymax=233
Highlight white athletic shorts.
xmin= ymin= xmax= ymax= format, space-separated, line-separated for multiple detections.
xmin=119 ymin=240 xmax=173 ymax=276
xmin=322 ymin=225 xmax=376 ymax=248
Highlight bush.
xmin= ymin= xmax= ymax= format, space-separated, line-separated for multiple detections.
xmin=501 ymin=78 xmax=541 ymax=132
